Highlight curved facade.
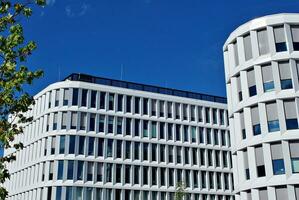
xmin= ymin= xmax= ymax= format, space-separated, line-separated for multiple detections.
xmin=223 ymin=13 xmax=299 ymax=200
xmin=4 ymin=74 xmax=233 ymax=200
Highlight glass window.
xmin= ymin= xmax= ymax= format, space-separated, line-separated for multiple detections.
xmin=99 ymin=115 xmax=105 ymax=132
xmin=116 ymin=164 xmax=122 ymax=183
xmin=125 ymin=118 xmax=131 ymax=135
xmin=259 ymin=188 xmax=268 ymax=200
xmin=233 ymin=41 xmax=239 ymax=66
xmin=169 ymin=145 xmax=174 ymax=163
xmin=134 ymin=97 xmax=140 ymax=114
xmin=291 ymin=25 xmax=299 ymax=51
xmin=100 ymin=92 xmax=106 ymax=109
xmin=59 ymin=135 xmax=65 ymax=154
xmin=143 ymin=98 xmax=148 ymax=115
xmin=78 ymin=136 xmax=85 ymax=155
xmin=108 ymin=93 xmax=114 ymax=110
xmin=274 ymin=26 xmax=287 ymax=52
xmin=117 ymin=117 xmax=122 ymax=135
xmin=237 ymin=75 xmax=242 ymax=101
xmin=175 ymin=103 xmax=180 ymax=119
xmin=67 ymin=160 xmax=74 ymax=180
xmin=89 ymin=114 xmax=95 ymax=132
xmin=117 ymin=94 xmax=123 ymax=111
xmin=125 ymin=141 xmax=131 ymax=159
xmin=63 ymin=89 xmax=69 ymax=106
xmin=255 ymin=146 xmax=266 ymax=177
xmin=262 ymin=64 xmax=274 ymax=92
xmin=183 ymin=125 xmax=189 ymax=142
xmin=57 ymin=160 xmax=64 ymax=180
xmin=126 ymin=96 xmax=132 ymax=113
xmin=205 ymin=107 xmax=210 ymax=123
xmin=51 ymin=136 xmax=56 ymax=155
xmin=90 ymin=90 xmax=97 ymax=108
xmin=266 ymin=102 xmax=280 ymax=132
xmin=151 ymin=99 xmax=157 ymax=116
xmin=271 ymin=143 xmax=285 ymax=175
xmin=143 ymin=120 xmax=148 ymax=137
xmin=177 ymin=146 xmax=182 ymax=164
xmin=159 ymin=122 xmax=165 ymax=139
xmin=81 ymin=89 xmax=88 ymax=107
xmin=108 ymin=116 xmax=114 ymax=133
xmin=290 ymin=141 xmax=299 ymax=173
xmin=116 ymin=140 xmax=122 ymax=158
xmin=61 ymin=112 xmax=67 ymax=129
xmin=66 ymin=187 xmax=73 ymax=200
xmin=143 ymin=166 xmax=148 ymax=185
xmin=152 ymin=144 xmax=157 ymax=161
xmin=77 ymin=161 xmax=84 ymax=180
xmin=53 ymin=112 xmax=58 ymax=130
xmin=71 ymin=112 xmax=77 ymax=129
xmin=72 ymin=88 xmax=79 ymax=106
xmin=79 ymin=112 xmax=87 ymax=130
xmin=125 ymin=165 xmax=130 ymax=183
xmin=243 ymin=34 xmax=253 ymax=61
xmin=151 ymin=121 xmax=157 ymax=138
xmin=279 ymin=61 xmax=293 ymax=90
xmin=247 ymin=69 xmax=257 ymax=97
xmin=257 ymin=29 xmax=269 ymax=55
xmin=97 ymin=163 xmax=103 ymax=182
xmin=88 ymin=137 xmax=94 ymax=156
xmin=55 ymin=90 xmax=60 ymax=107
xmin=56 ymin=186 xmax=62 ymax=200
xmin=168 ymin=123 xmax=173 ymax=140
xmin=134 ymin=142 xmax=139 ymax=160
xmin=134 ymin=166 xmax=140 ymax=184
xmin=160 ymin=145 xmax=165 ymax=162
xmin=284 ymin=100 xmax=298 ymax=130
xmin=87 ymin=162 xmax=93 ymax=181
xmin=105 ymin=163 xmax=113 ymax=183
xmin=167 ymin=102 xmax=172 ymax=118
xmin=134 ymin=119 xmax=140 ymax=136
xmin=107 ymin=139 xmax=113 ymax=158
xmin=212 ymin=108 xmax=217 ymax=124
xmin=97 ymin=138 xmax=104 ymax=157
xmin=159 ymin=101 xmax=165 ymax=117
xmin=68 ymin=135 xmax=75 ymax=154
xmin=143 ymin=143 xmax=148 ymax=161
xmin=191 ymin=126 xmax=196 ymax=143
xmin=251 ymin=106 xmax=261 ymax=135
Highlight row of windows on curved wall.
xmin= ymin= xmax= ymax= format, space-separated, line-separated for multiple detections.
xmin=235 ymin=59 xmax=299 ymax=102
xmin=10 ymin=159 xmax=232 ymax=192
xmin=43 ymin=111 xmax=230 ymax=147
xmin=241 ymin=141 xmax=299 ymax=181
xmin=237 ymin=99 xmax=298 ymax=140
xmin=9 ymin=187 xmax=234 ymax=200
xmin=35 ymin=87 xmax=227 ymax=125
xmin=241 ymin=185 xmax=299 ymax=200
xmin=42 ymin=135 xmax=231 ymax=168
xmin=229 ymin=24 xmax=299 ymax=68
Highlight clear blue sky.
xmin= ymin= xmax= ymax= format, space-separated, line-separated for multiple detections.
xmin=22 ymin=0 xmax=299 ymax=97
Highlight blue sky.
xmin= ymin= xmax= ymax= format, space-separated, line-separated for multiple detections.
xmin=22 ymin=0 xmax=299 ymax=97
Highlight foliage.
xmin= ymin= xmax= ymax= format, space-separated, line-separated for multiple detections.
xmin=175 ymin=181 xmax=186 ymax=200
xmin=0 ymin=0 xmax=45 ymax=199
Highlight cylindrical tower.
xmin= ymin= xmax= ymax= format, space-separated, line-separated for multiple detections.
xmin=223 ymin=13 xmax=299 ymax=200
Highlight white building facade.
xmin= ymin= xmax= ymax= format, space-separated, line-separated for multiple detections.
xmin=223 ymin=13 xmax=299 ymax=200
xmin=5 ymin=73 xmax=234 ymax=200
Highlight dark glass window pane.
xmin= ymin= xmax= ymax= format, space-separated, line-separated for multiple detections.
xmin=117 ymin=95 xmax=123 ymax=111
xmin=126 ymin=96 xmax=132 ymax=113
xmin=100 ymin=92 xmax=106 ymax=109
xmin=72 ymin=88 xmax=78 ymax=106
xmin=249 ymin=85 xmax=257 ymax=97
xmin=281 ymin=79 xmax=293 ymax=90
xmin=97 ymin=138 xmax=104 ymax=157
xmin=81 ymin=89 xmax=88 ymax=107
xmin=57 ymin=161 xmax=64 ymax=180
xmin=273 ymin=159 xmax=285 ymax=175
xmin=245 ymin=168 xmax=250 ymax=180
xmin=67 ymin=161 xmax=74 ymax=180
xmin=253 ymin=124 xmax=261 ymax=135
xmin=293 ymin=42 xmax=299 ymax=51
xmin=78 ymin=136 xmax=85 ymax=155
xmin=276 ymin=42 xmax=287 ymax=52
xmin=264 ymin=81 xmax=275 ymax=92
xmin=69 ymin=136 xmax=76 ymax=154
xmin=90 ymin=90 xmax=96 ymax=108
xmin=286 ymin=119 xmax=298 ymax=130
xmin=268 ymin=120 xmax=280 ymax=132
xmin=257 ymin=165 xmax=266 ymax=177
xmin=88 ymin=137 xmax=94 ymax=156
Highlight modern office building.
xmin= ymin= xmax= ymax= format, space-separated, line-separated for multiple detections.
xmin=4 ymin=73 xmax=234 ymax=200
xmin=223 ymin=13 xmax=299 ymax=200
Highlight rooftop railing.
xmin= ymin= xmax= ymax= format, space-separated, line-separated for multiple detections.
xmin=64 ymin=73 xmax=227 ymax=104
